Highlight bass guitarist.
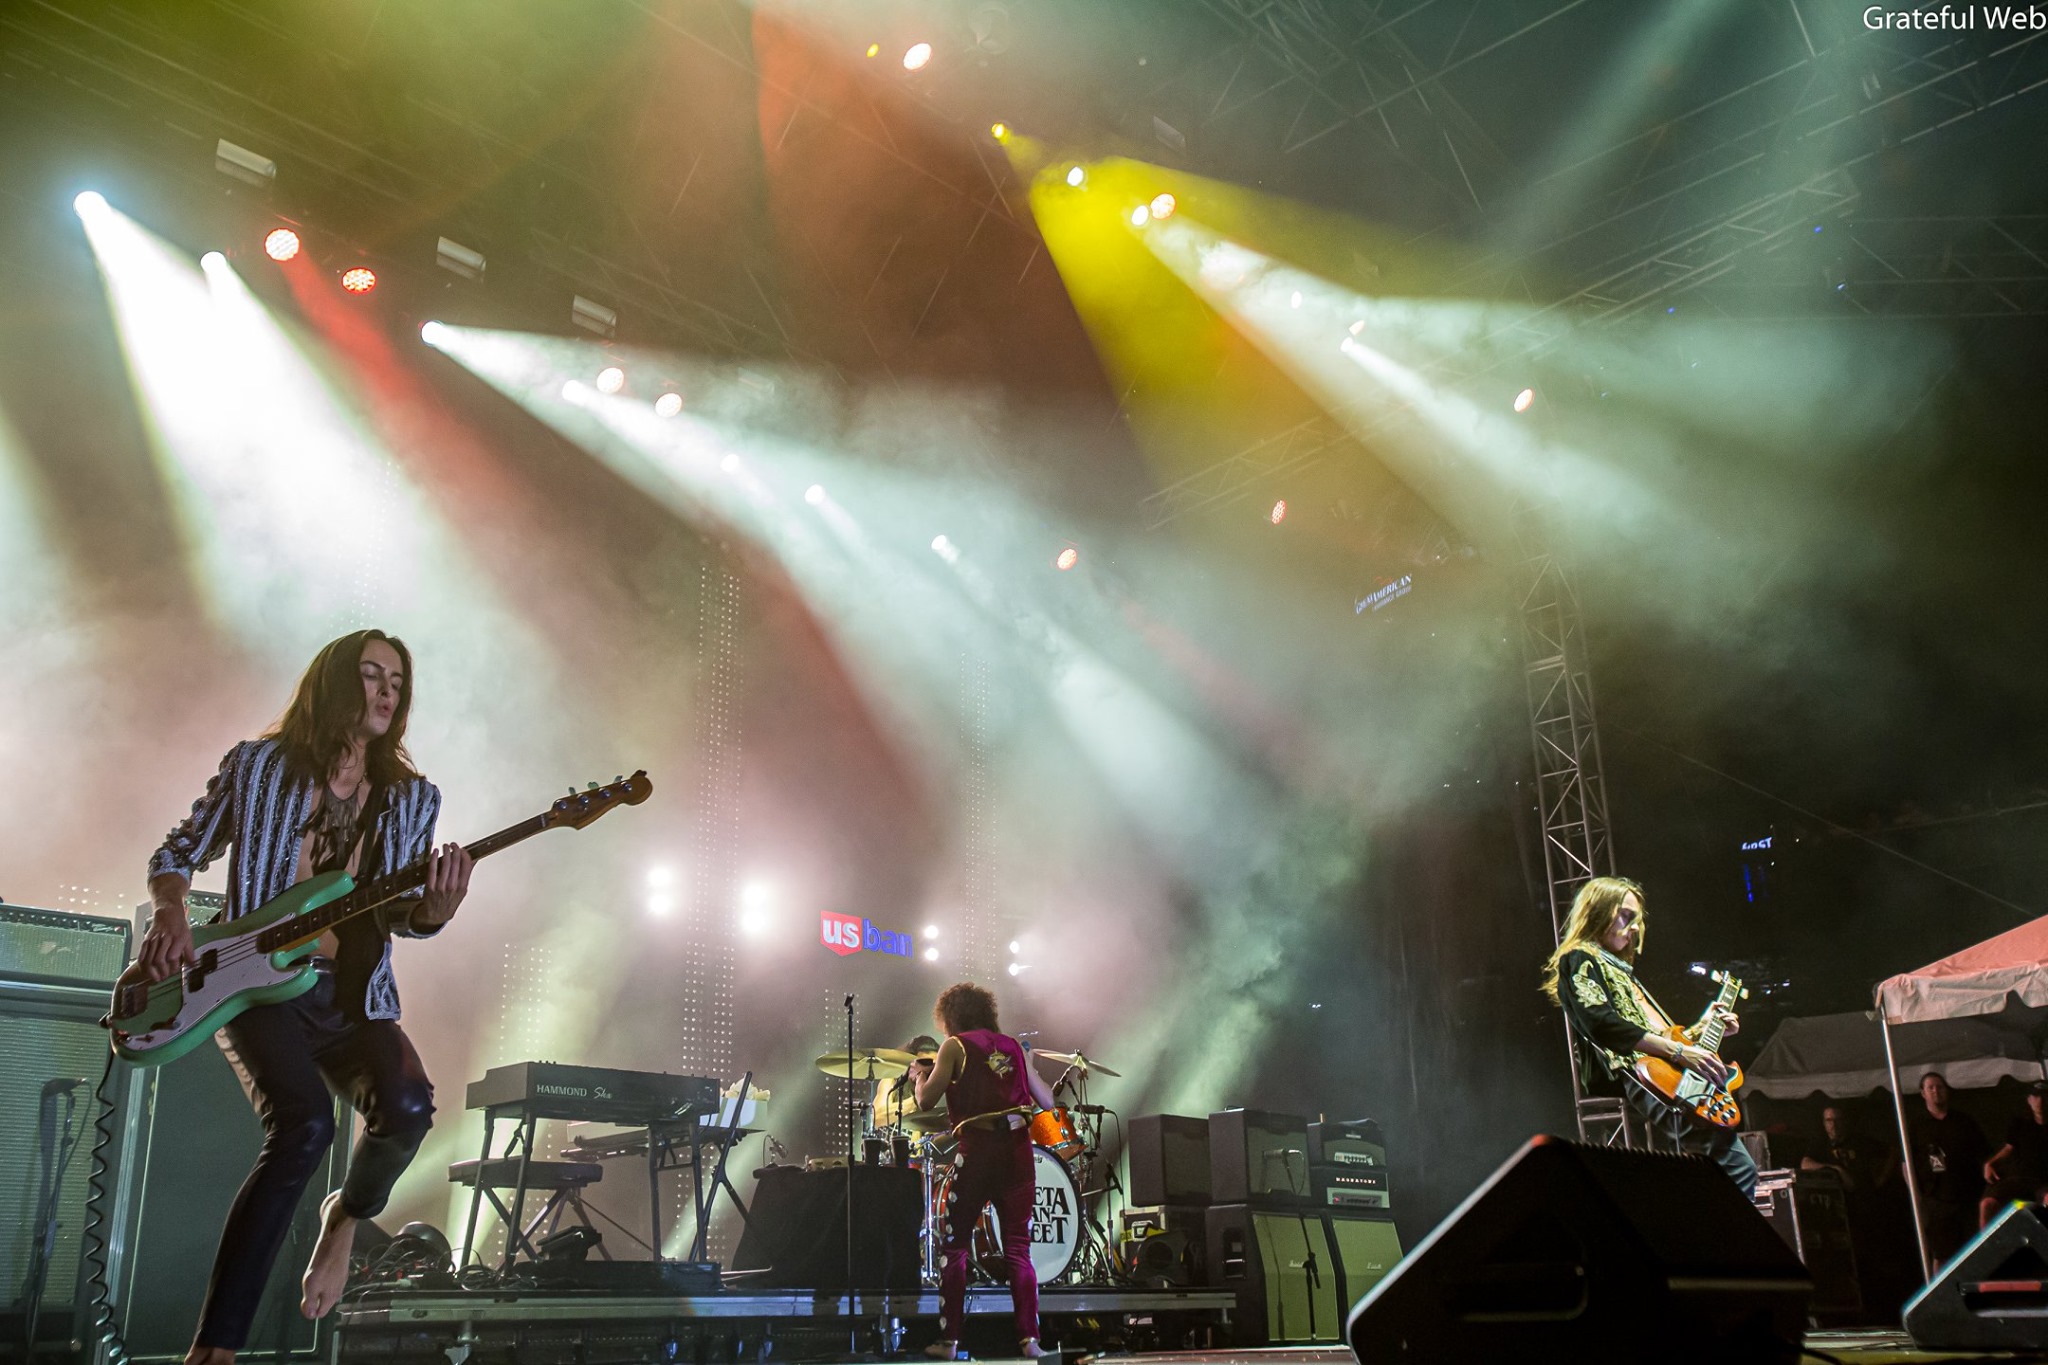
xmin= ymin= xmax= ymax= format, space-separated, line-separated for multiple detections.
xmin=135 ymin=630 xmax=473 ymax=1362
xmin=1541 ymin=876 xmax=1757 ymax=1197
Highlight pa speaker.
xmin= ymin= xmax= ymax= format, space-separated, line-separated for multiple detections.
xmin=1905 ymin=1201 xmax=2048 ymax=1350
xmin=1347 ymin=1135 xmax=1809 ymax=1365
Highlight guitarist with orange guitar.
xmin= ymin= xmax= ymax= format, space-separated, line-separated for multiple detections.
xmin=1541 ymin=876 xmax=1759 ymax=1198
xmin=134 ymin=630 xmax=473 ymax=1364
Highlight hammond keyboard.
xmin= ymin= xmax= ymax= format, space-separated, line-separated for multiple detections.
xmin=466 ymin=1061 xmax=721 ymax=1125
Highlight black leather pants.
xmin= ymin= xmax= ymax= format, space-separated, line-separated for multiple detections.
xmin=194 ymin=969 xmax=434 ymax=1350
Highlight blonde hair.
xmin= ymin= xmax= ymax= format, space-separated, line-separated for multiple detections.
xmin=1539 ymin=876 xmax=1646 ymax=1003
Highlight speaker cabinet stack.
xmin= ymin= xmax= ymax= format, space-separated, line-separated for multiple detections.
xmin=1202 ymin=1109 xmax=1400 ymax=1345
xmin=1348 ymin=1135 xmax=1809 ymax=1364
xmin=1 ymin=906 xmax=133 ymax=1357
xmin=1 ymin=898 xmax=346 ymax=1360
xmin=1121 ymin=1115 xmax=1212 ymax=1286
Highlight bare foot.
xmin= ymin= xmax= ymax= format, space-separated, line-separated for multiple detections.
xmin=300 ymin=1190 xmax=355 ymax=1319
xmin=184 ymin=1347 xmax=236 ymax=1365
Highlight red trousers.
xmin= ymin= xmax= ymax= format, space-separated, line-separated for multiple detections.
xmin=938 ymin=1134 xmax=1038 ymax=1343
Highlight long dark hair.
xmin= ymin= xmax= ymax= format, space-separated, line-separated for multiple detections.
xmin=1540 ymin=876 xmax=1646 ymax=1003
xmin=265 ymin=630 xmax=420 ymax=787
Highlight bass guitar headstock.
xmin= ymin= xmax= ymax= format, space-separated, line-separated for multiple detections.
xmin=547 ymin=771 xmax=653 ymax=830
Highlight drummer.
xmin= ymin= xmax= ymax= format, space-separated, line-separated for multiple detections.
xmin=912 ymin=983 xmax=1057 ymax=1361
xmin=872 ymin=1033 xmax=939 ymax=1132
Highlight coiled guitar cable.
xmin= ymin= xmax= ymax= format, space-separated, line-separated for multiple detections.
xmin=80 ymin=1048 xmax=134 ymax=1365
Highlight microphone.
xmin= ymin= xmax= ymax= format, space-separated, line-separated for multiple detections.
xmin=41 ymin=1078 xmax=87 ymax=1098
xmin=1074 ymin=1104 xmax=1108 ymax=1115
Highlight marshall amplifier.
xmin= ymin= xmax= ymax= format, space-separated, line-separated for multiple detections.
xmin=1308 ymin=1118 xmax=1385 ymax=1167
xmin=1319 ymin=1167 xmax=1390 ymax=1210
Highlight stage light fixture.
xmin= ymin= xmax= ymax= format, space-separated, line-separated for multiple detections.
xmin=561 ymin=380 xmax=587 ymax=403
xmin=804 ymin=484 xmax=826 ymax=505
xmin=654 ymin=392 xmax=684 ymax=418
xmin=595 ymin=366 xmax=625 ymax=394
xmin=1149 ymin=193 xmax=1176 ymax=219
xmin=646 ymin=893 xmax=675 ymax=918
xmin=72 ymin=190 xmax=107 ymax=216
xmin=1129 ymin=205 xmax=1150 ymax=226
xmin=1513 ymin=387 xmax=1535 ymax=413
xmin=648 ymin=867 xmax=675 ymax=890
xmin=200 ymin=251 xmax=228 ymax=272
xmin=866 ymin=42 xmax=880 ymax=57
xmin=930 ymin=534 xmax=959 ymax=564
xmin=340 ymin=267 xmax=377 ymax=294
xmin=572 ymin=294 xmax=618 ymax=338
xmin=1054 ymin=546 xmax=1079 ymax=571
xmin=1006 ymin=962 xmax=1022 ymax=977
xmin=991 ymin=122 xmax=1008 ymax=140
xmin=923 ymin=924 xmax=939 ymax=939
xmin=1270 ymin=499 xmax=1288 ymax=524
xmin=435 ymin=236 xmax=486 ymax=281
xmin=720 ymin=453 xmax=740 ymax=473
xmin=214 ymin=138 xmax=276 ymax=187
xmin=1008 ymin=940 xmax=1020 ymax=955
xmin=1349 ymin=320 xmax=1364 ymax=336
xmin=263 ymin=228 xmax=300 ymax=262
xmin=1290 ymin=290 xmax=1302 ymax=309
xmin=903 ymin=42 xmax=932 ymax=70
xmin=420 ymin=321 xmax=447 ymax=347
xmin=1065 ymin=165 xmax=1085 ymax=188
xmin=924 ymin=946 xmax=940 ymax=962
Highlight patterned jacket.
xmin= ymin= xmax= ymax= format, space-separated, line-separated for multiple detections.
xmin=1555 ymin=947 xmax=1677 ymax=1093
xmin=147 ymin=738 xmax=443 ymax=1022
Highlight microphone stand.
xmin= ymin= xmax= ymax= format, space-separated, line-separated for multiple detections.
xmin=844 ymin=994 xmax=858 ymax=1352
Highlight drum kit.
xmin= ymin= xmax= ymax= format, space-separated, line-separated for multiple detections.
xmin=811 ymin=1042 xmax=1124 ymax=1286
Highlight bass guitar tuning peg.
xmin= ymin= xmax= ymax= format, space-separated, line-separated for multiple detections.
xmin=586 ymin=781 xmax=599 ymax=791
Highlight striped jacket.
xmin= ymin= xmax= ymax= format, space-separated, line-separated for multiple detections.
xmin=147 ymin=738 xmax=444 ymax=1022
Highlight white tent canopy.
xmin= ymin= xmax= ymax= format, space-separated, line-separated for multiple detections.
xmin=1879 ymin=913 xmax=2048 ymax=1024
xmin=1745 ymin=1009 xmax=2044 ymax=1099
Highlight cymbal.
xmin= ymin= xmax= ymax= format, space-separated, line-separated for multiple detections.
xmin=814 ymin=1047 xmax=916 ymax=1078
xmin=895 ymin=1108 xmax=951 ymax=1134
xmin=1035 ymin=1049 xmax=1121 ymax=1078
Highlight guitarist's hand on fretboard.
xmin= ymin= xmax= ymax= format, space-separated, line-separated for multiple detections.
xmin=412 ymin=841 xmax=475 ymax=929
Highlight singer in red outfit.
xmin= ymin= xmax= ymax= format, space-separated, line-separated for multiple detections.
xmin=912 ymin=982 xmax=1058 ymax=1360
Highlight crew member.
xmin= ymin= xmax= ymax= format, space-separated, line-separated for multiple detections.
xmin=135 ymin=630 xmax=473 ymax=1363
xmin=1906 ymin=1071 xmax=1988 ymax=1261
xmin=1981 ymin=1080 xmax=2048 ymax=1225
xmin=1542 ymin=876 xmax=1757 ymax=1196
xmin=912 ymin=983 xmax=1058 ymax=1361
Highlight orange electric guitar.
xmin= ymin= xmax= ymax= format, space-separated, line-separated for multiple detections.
xmin=1631 ymin=970 xmax=1749 ymax=1129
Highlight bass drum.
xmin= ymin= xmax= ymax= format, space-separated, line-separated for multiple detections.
xmin=938 ymin=1145 xmax=1080 ymax=1285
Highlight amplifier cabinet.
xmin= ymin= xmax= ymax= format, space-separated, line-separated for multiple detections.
xmin=1127 ymin=1114 xmax=1212 ymax=1207
xmin=1206 ymin=1204 xmax=1403 ymax=1346
xmin=0 ymin=904 xmax=131 ymax=987
xmin=1209 ymin=1109 xmax=1312 ymax=1206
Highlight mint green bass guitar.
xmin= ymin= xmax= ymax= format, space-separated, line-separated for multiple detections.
xmin=103 ymin=772 xmax=650 ymax=1065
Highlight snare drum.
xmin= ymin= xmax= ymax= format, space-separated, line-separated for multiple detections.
xmin=1028 ymin=1106 xmax=1085 ymax=1161
xmin=934 ymin=1145 xmax=1080 ymax=1285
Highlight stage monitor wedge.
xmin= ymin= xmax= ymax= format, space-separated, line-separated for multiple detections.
xmin=1347 ymin=1135 xmax=1809 ymax=1365
xmin=1906 ymin=1201 xmax=2048 ymax=1350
